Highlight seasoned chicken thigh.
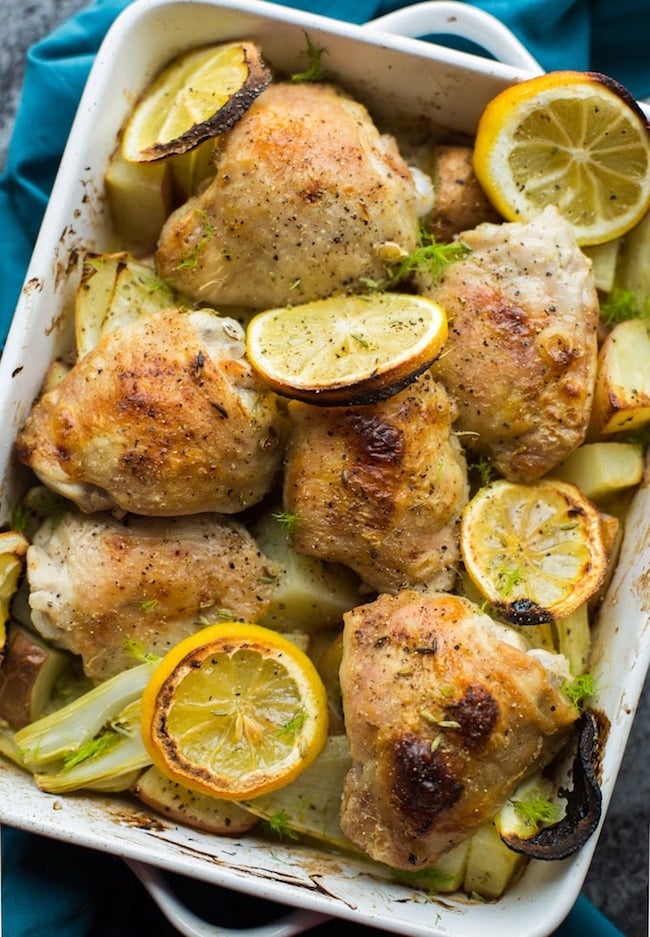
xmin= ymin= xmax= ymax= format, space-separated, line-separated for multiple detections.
xmin=339 ymin=591 xmax=578 ymax=869
xmin=16 ymin=309 xmax=284 ymax=516
xmin=283 ymin=371 xmax=468 ymax=593
xmin=426 ymin=206 xmax=599 ymax=481
xmin=27 ymin=510 xmax=280 ymax=681
xmin=156 ymin=82 xmax=422 ymax=309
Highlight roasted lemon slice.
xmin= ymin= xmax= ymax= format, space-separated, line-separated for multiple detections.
xmin=246 ymin=293 xmax=448 ymax=405
xmin=473 ymin=71 xmax=650 ymax=245
xmin=122 ymin=41 xmax=271 ymax=163
xmin=459 ymin=479 xmax=608 ymax=625
xmin=140 ymin=623 xmax=328 ymax=800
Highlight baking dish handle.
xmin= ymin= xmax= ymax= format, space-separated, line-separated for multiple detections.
xmin=125 ymin=858 xmax=331 ymax=937
xmin=365 ymin=0 xmax=544 ymax=73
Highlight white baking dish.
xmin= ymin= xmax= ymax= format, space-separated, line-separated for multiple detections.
xmin=0 ymin=1 xmax=648 ymax=935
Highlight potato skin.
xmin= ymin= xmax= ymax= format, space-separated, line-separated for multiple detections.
xmin=0 ymin=623 xmax=69 ymax=729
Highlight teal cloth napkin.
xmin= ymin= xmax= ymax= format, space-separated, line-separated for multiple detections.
xmin=0 ymin=0 xmax=642 ymax=933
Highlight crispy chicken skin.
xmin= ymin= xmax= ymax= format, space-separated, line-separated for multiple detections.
xmin=426 ymin=206 xmax=599 ymax=481
xmin=16 ymin=309 xmax=284 ymax=516
xmin=155 ymin=82 xmax=421 ymax=309
xmin=27 ymin=510 xmax=280 ymax=681
xmin=283 ymin=371 xmax=468 ymax=593
xmin=339 ymin=591 xmax=578 ymax=869
xmin=428 ymin=144 xmax=501 ymax=242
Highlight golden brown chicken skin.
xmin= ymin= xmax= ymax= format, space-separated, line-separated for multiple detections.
xmin=339 ymin=590 xmax=578 ymax=869
xmin=283 ymin=371 xmax=468 ymax=594
xmin=426 ymin=206 xmax=599 ymax=481
xmin=16 ymin=309 xmax=284 ymax=516
xmin=27 ymin=509 xmax=280 ymax=681
xmin=155 ymin=82 xmax=421 ymax=309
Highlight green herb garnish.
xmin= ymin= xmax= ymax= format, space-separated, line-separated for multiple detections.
xmin=562 ymin=672 xmax=595 ymax=709
xmin=62 ymin=731 xmax=119 ymax=770
xmin=271 ymin=511 xmax=301 ymax=537
xmin=265 ymin=810 xmax=299 ymax=839
xmin=512 ymin=795 xmax=564 ymax=830
xmin=386 ymin=230 xmax=470 ymax=287
xmin=600 ymin=288 xmax=649 ymax=327
xmin=176 ymin=209 xmax=214 ymax=271
xmin=290 ymin=33 xmax=326 ymax=82
xmin=276 ymin=708 xmax=307 ymax=740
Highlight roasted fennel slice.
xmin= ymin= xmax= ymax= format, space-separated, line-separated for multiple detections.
xmin=14 ymin=661 xmax=156 ymax=769
xmin=33 ymin=698 xmax=151 ymax=794
xmin=239 ymin=734 xmax=352 ymax=850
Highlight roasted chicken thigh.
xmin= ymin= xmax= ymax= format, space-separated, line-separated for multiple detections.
xmin=427 ymin=206 xmax=599 ymax=481
xmin=27 ymin=509 xmax=279 ymax=681
xmin=155 ymin=81 xmax=423 ymax=309
xmin=16 ymin=309 xmax=284 ymax=516
xmin=339 ymin=590 xmax=578 ymax=869
xmin=283 ymin=371 xmax=468 ymax=593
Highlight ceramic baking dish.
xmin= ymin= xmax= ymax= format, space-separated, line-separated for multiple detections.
xmin=0 ymin=1 xmax=648 ymax=935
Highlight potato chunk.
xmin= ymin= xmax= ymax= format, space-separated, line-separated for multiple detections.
xmin=589 ymin=318 xmax=650 ymax=436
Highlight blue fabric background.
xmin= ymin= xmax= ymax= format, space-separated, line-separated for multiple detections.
xmin=1 ymin=0 xmax=645 ymax=932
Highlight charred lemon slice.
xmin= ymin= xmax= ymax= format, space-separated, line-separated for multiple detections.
xmin=473 ymin=71 xmax=650 ymax=245
xmin=122 ymin=41 xmax=271 ymax=163
xmin=460 ymin=479 xmax=608 ymax=625
xmin=140 ymin=623 xmax=328 ymax=800
xmin=246 ymin=293 xmax=448 ymax=405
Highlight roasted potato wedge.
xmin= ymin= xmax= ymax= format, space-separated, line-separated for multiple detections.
xmin=589 ymin=318 xmax=650 ymax=436
xmin=551 ymin=441 xmax=644 ymax=503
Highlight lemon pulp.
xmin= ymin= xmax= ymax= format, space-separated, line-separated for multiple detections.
xmin=141 ymin=623 xmax=328 ymax=799
xmin=246 ymin=293 xmax=448 ymax=405
xmin=473 ymin=71 xmax=650 ymax=245
xmin=460 ymin=479 xmax=608 ymax=624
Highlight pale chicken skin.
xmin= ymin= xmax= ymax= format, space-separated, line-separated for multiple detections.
xmin=27 ymin=510 xmax=280 ymax=681
xmin=339 ymin=590 xmax=578 ymax=869
xmin=155 ymin=82 xmax=422 ymax=309
xmin=16 ymin=309 xmax=285 ymax=516
xmin=426 ymin=206 xmax=599 ymax=481
xmin=283 ymin=371 xmax=468 ymax=594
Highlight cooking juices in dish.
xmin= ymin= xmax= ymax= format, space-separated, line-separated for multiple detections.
xmin=1 ymin=36 xmax=649 ymax=903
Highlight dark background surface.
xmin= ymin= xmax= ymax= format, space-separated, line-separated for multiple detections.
xmin=1 ymin=2 xmax=648 ymax=935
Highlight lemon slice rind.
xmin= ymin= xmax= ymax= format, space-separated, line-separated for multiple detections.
xmin=122 ymin=41 xmax=271 ymax=164
xmin=141 ymin=623 xmax=329 ymax=800
xmin=459 ymin=478 xmax=608 ymax=625
xmin=473 ymin=71 xmax=650 ymax=246
xmin=246 ymin=293 xmax=448 ymax=406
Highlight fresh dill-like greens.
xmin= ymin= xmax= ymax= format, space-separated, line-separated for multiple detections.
xmin=12 ymin=487 xmax=68 ymax=535
xmin=512 ymin=795 xmax=563 ymax=830
xmin=62 ymin=731 xmax=119 ymax=770
xmin=271 ymin=511 xmax=301 ymax=537
xmin=290 ymin=33 xmax=326 ymax=82
xmin=385 ymin=230 xmax=470 ymax=287
xmin=470 ymin=456 xmax=496 ymax=487
xmin=276 ymin=708 xmax=307 ymax=740
xmin=600 ymin=288 xmax=649 ymax=327
xmin=138 ymin=598 xmax=158 ymax=613
xmin=497 ymin=566 xmax=522 ymax=597
xmin=562 ymin=672 xmax=596 ymax=709
xmin=176 ymin=209 xmax=214 ymax=271
xmin=265 ymin=810 xmax=299 ymax=839
xmin=123 ymin=637 xmax=160 ymax=665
